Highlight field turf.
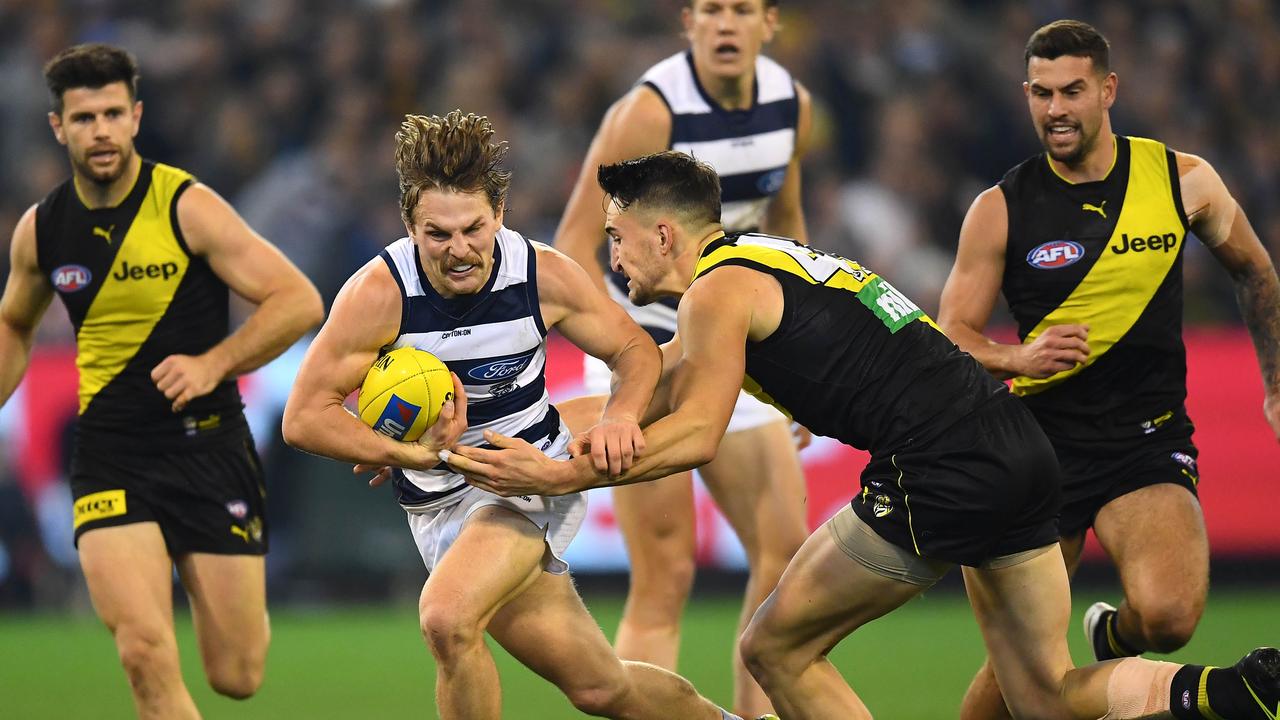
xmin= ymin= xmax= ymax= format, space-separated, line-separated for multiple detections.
xmin=2 ymin=588 xmax=1275 ymax=718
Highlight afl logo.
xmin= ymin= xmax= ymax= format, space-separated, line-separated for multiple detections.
xmin=1027 ymin=240 xmax=1084 ymax=269
xmin=52 ymin=264 xmax=92 ymax=291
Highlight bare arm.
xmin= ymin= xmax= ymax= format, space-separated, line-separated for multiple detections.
xmin=0 ymin=207 xmax=55 ymax=407
xmin=1179 ymin=152 xmax=1280 ymax=439
xmin=281 ymin=259 xmax=457 ymax=472
xmin=537 ymin=243 xmax=660 ymax=473
xmin=761 ymin=81 xmax=812 ymax=244
xmin=153 ymin=183 xmax=325 ymax=410
xmin=554 ymin=86 xmax=671 ymax=289
xmin=452 ymin=274 xmax=746 ymax=495
xmin=937 ymin=186 xmax=1088 ymax=379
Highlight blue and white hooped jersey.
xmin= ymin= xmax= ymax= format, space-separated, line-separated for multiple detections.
xmin=605 ymin=51 xmax=799 ymax=340
xmin=644 ymin=50 xmax=798 ymax=231
xmin=379 ymin=227 xmax=567 ymax=509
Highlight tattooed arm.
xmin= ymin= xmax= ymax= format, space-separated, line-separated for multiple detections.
xmin=1178 ymin=152 xmax=1280 ymax=440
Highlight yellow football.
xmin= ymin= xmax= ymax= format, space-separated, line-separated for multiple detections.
xmin=358 ymin=347 xmax=454 ymax=442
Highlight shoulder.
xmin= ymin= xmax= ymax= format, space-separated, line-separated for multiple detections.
xmin=1172 ymin=149 xmax=1210 ymax=178
xmin=608 ymin=84 xmax=672 ymax=133
xmin=533 ymin=241 xmax=591 ymax=296
xmin=10 ymin=205 xmax=38 ymax=259
xmin=337 ymin=255 xmax=401 ymax=314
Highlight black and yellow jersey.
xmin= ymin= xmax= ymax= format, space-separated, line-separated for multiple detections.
xmin=35 ymin=160 xmax=246 ymax=451
xmin=1000 ymin=136 xmax=1191 ymax=441
xmin=693 ymin=233 xmax=1006 ymax=456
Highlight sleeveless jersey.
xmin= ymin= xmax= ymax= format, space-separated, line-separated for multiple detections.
xmin=35 ymin=160 xmax=246 ymax=451
xmin=379 ymin=227 xmax=566 ymax=509
xmin=1000 ymin=136 xmax=1191 ymax=441
xmin=692 ymin=233 xmax=1006 ymax=455
xmin=605 ymin=51 xmax=799 ymax=338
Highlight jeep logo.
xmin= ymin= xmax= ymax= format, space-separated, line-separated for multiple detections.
xmin=112 ymin=260 xmax=179 ymax=281
xmin=1110 ymin=233 xmax=1178 ymax=254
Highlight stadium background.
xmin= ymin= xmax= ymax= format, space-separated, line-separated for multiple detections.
xmin=0 ymin=0 xmax=1277 ymax=717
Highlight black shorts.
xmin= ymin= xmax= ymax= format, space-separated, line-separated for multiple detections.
xmin=1050 ymin=419 xmax=1199 ymax=537
xmin=71 ymin=435 xmax=268 ymax=556
xmin=852 ymin=393 xmax=1061 ymax=567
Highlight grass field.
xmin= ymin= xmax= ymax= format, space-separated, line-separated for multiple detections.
xmin=2 ymin=588 xmax=1275 ymax=718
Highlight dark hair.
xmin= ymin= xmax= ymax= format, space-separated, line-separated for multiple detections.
xmin=597 ymin=151 xmax=721 ymax=226
xmin=1025 ymin=20 xmax=1110 ymax=74
xmin=43 ymin=43 xmax=140 ymax=114
xmin=687 ymin=0 xmax=779 ymax=7
xmin=395 ymin=110 xmax=511 ymax=224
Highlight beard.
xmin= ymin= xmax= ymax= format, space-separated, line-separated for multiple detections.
xmin=1042 ymin=123 xmax=1098 ymax=166
xmin=71 ymin=142 xmax=133 ymax=185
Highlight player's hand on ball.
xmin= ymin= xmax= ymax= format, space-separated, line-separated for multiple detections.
xmin=421 ymin=372 xmax=468 ymax=456
xmin=152 ymin=352 xmax=226 ymax=412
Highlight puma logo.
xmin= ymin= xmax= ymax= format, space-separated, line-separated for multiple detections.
xmin=92 ymin=225 xmax=115 ymax=244
xmin=230 ymin=525 xmax=250 ymax=542
xmin=1082 ymin=201 xmax=1107 ymax=219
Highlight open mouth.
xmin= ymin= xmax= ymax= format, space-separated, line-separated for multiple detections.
xmin=714 ymin=42 xmax=741 ymax=60
xmin=1046 ymin=123 xmax=1079 ymax=141
xmin=447 ymin=263 xmax=477 ymax=279
xmin=87 ymin=147 xmax=119 ymax=164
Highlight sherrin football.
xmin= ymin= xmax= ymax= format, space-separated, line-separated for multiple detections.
xmin=358 ymin=347 xmax=454 ymax=442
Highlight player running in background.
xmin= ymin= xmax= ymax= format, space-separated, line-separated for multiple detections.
xmin=555 ymin=2 xmax=811 ymax=713
xmin=0 ymin=44 xmax=324 ymax=719
xmin=451 ymin=150 xmax=1280 ymax=720
xmin=282 ymin=111 xmax=747 ymax=720
xmin=936 ymin=20 xmax=1280 ymax=720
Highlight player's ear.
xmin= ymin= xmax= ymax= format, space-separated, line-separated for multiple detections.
xmin=48 ymin=111 xmax=67 ymax=145
xmin=762 ymin=3 xmax=779 ymax=42
xmin=1102 ymin=71 xmax=1118 ymax=109
xmin=132 ymin=100 xmax=143 ymax=138
xmin=681 ymin=4 xmax=694 ymax=41
xmin=656 ymin=222 xmax=673 ymax=254
xmin=493 ymin=203 xmax=505 ymax=228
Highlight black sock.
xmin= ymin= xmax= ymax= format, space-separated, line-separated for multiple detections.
xmin=1105 ymin=612 xmax=1141 ymax=657
xmin=1170 ymin=664 xmax=1262 ymax=719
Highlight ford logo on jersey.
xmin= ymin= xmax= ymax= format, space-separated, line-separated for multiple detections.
xmin=1027 ymin=240 xmax=1085 ymax=269
xmin=468 ymin=355 xmax=533 ymax=382
xmin=51 ymin=264 xmax=92 ymax=292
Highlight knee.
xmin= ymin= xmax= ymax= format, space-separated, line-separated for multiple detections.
xmin=114 ymin=626 xmax=179 ymax=690
xmin=629 ymin=555 xmax=696 ymax=614
xmin=1131 ymin=598 xmax=1202 ymax=652
xmin=419 ymin=602 xmax=485 ymax=663
xmin=207 ymin=660 xmax=264 ymax=700
xmin=562 ymin=674 xmax=632 ymax=717
xmin=739 ymin=615 xmax=795 ymax=687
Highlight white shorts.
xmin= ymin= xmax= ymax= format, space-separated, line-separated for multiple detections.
xmin=406 ymin=486 xmax=588 ymax=575
xmin=582 ymin=353 xmax=787 ymax=434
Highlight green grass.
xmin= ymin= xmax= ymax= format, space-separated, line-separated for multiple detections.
xmin=1 ymin=589 xmax=1275 ymax=718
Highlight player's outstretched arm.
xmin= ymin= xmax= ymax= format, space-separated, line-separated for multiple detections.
xmin=452 ymin=272 xmax=743 ymax=496
xmin=1180 ymin=153 xmax=1280 ymax=439
xmin=0 ymin=206 xmax=55 ymax=408
xmin=536 ymin=243 xmax=660 ymax=475
xmin=761 ymin=81 xmax=813 ymax=245
xmin=151 ymin=183 xmax=324 ymax=411
xmin=282 ymin=259 xmax=450 ymax=473
xmin=553 ymin=86 xmax=670 ymax=289
xmin=938 ymin=186 xmax=1089 ymax=380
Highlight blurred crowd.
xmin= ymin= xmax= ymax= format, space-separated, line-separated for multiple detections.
xmin=1 ymin=0 xmax=1278 ymax=606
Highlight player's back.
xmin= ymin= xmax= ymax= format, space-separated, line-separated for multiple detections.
xmin=693 ymin=233 xmax=1006 ymax=456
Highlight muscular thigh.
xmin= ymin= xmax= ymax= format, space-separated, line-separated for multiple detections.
xmin=1093 ymin=483 xmax=1208 ymax=605
xmin=486 ymin=571 xmax=626 ymax=691
xmin=78 ymin=523 xmax=176 ymax=634
xmin=177 ymin=553 xmax=267 ymax=659
xmin=699 ymin=420 xmax=807 ymax=553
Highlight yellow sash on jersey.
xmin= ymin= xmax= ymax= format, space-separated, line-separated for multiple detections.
xmin=77 ymin=164 xmax=193 ymax=412
xmin=1012 ymin=137 xmax=1185 ymax=397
